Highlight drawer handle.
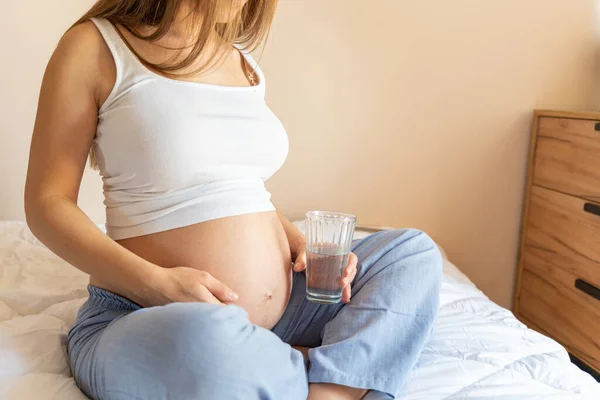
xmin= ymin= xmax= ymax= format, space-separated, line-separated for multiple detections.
xmin=575 ymin=279 xmax=600 ymax=301
xmin=595 ymin=122 xmax=600 ymax=131
xmin=583 ymin=202 xmax=600 ymax=217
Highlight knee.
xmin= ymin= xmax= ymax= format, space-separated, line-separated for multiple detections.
xmin=389 ymin=228 xmax=438 ymax=251
xmin=377 ymin=230 xmax=442 ymax=314
xmin=382 ymin=228 xmax=442 ymax=264
xmin=373 ymin=229 xmax=443 ymax=286
xmin=402 ymin=229 xmax=442 ymax=271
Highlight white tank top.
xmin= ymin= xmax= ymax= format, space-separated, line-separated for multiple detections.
xmin=90 ymin=18 xmax=289 ymax=240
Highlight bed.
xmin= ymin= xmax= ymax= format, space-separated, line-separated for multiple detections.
xmin=0 ymin=220 xmax=598 ymax=399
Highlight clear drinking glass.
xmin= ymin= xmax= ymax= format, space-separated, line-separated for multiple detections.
xmin=305 ymin=211 xmax=357 ymax=304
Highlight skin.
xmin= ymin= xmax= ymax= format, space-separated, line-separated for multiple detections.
xmin=24 ymin=1 xmax=365 ymax=398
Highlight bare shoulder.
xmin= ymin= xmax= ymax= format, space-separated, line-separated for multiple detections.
xmin=54 ymin=21 xmax=107 ymax=67
xmin=49 ymin=21 xmax=115 ymax=105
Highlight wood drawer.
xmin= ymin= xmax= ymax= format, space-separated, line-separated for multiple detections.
xmin=519 ymin=251 xmax=600 ymax=371
xmin=533 ymin=117 xmax=600 ymax=201
xmin=525 ymin=185 xmax=600 ymax=288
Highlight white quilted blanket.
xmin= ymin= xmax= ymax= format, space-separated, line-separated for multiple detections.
xmin=0 ymin=221 xmax=598 ymax=399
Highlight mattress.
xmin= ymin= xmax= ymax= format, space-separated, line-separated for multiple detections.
xmin=0 ymin=221 xmax=598 ymax=399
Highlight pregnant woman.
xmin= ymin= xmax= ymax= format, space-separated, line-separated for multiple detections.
xmin=24 ymin=1 xmax=442 ymax=399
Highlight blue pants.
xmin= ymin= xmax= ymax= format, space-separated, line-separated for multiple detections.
xmin=67 ymin=229 xmax=442 ymax=400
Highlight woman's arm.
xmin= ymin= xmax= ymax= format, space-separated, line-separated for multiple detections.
xmin=25 ymin=23 xmax=237 ymax=307
xmin=25 ymin=23 xmax=163 ymax=305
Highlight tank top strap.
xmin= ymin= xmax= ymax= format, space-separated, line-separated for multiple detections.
xmin=90 ymin=18 xmax=144 ymax=79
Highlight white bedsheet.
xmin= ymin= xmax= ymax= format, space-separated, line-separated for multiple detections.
xmin=0 ymin=221 xmax=598 ymax=399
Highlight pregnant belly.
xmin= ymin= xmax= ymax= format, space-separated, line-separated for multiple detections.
xmin=94 ymin=211 xmax=293 ymax=329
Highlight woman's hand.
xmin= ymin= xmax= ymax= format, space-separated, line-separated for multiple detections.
xmin=143 ymin=266 xmax=239 ymax=307
xmin=293 ymin=245 xmax=358 ymax=303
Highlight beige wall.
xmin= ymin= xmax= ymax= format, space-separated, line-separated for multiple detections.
xmin=1 ymin=0 xmax=598 ymax=308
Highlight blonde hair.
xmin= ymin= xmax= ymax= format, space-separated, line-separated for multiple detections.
xmin=73 ymin=0 xmax=278 ymax=168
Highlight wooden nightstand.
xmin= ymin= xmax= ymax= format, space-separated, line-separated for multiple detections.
xmin=514 ymin=110 xmax=600 ymax=379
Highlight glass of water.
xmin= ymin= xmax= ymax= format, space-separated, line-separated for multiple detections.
xmin=305 ymin=211 xmax=357 ymax=304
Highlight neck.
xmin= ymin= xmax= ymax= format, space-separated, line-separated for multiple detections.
xmin=169 ymin=1 xmax=203 ymax=38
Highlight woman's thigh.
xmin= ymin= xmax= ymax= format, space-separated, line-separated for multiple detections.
xmin=69 ymin=295 xmax=308 ymax=400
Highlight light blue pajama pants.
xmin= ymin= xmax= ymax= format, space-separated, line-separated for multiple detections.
xmin=67 ymin=229 xmax=442 ymax=400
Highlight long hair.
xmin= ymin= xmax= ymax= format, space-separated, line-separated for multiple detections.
xmin=73 ymin=0 xmax=278 ymax=167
